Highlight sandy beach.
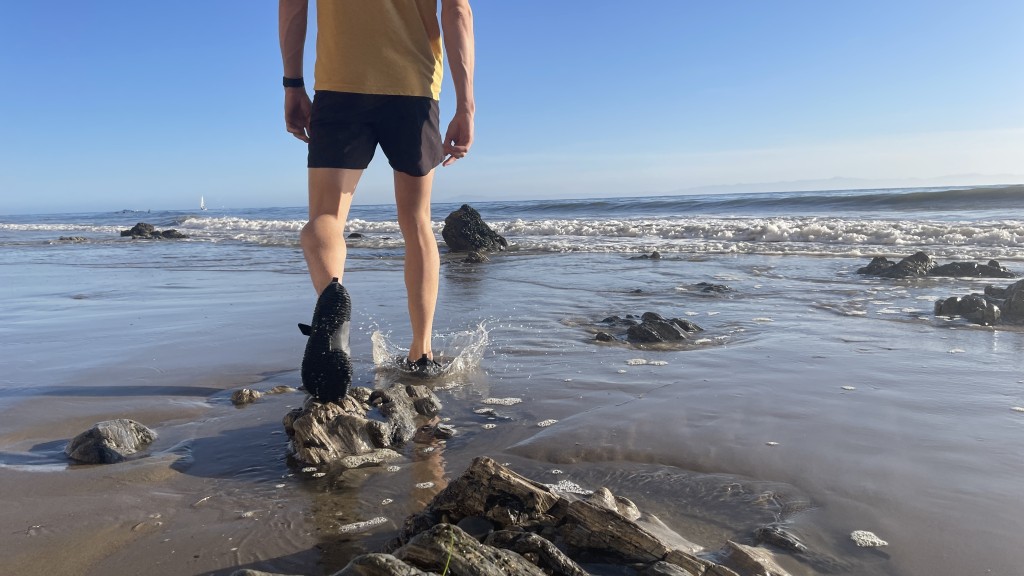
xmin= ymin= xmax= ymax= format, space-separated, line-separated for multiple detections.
xmin=2 ymin=192 xmax=1024 ymax=575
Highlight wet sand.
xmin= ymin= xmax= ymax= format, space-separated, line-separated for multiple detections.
xmin=2 ymin=253 xmax=1024 ymax=576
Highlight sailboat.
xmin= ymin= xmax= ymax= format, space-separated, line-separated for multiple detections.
xmin=200 ymin=196 xmax=207 ymax=211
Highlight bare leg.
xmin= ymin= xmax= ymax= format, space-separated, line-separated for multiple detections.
xmin=394 ymin=169 xmax=440 ymax=360
xmin=301 ymin=168 xmax=362 ymax=294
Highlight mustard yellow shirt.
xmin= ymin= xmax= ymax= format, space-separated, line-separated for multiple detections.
xmin=315 ymin=0 xmax=443 ymax=100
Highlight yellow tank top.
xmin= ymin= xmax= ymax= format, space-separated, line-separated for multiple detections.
xmin=314 ymin=0 xmax=443 ymax=100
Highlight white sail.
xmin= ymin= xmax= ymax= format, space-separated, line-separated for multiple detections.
xmin=200 ymin=196 xmax=207 ymax=210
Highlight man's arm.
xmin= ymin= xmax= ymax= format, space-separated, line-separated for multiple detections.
xmin=440 ymin=0 xmax=475 ymax=166
xmin=280 ymin=0 xmax=311 ymax=142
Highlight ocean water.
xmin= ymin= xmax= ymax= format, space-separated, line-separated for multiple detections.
xmin=1 ymin=185 xmax=1023 ymax=576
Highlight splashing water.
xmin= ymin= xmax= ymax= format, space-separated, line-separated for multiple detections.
xmin=370 ymin=324 xmax=489 ymax=377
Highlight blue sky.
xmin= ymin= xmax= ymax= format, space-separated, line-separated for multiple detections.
xmin=2 ymin=1 xmax=1022 ymax=214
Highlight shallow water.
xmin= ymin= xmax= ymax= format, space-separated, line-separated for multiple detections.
xmin=2 ymin=192 xmax=1024 ymax=575
xmin=0 ymin=247 xmax=1019 ymax=573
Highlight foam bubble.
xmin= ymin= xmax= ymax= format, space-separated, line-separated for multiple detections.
xmin=482 ymin=397 xmax=522 ymax=406
xmin=339 ymin=517 xmax=388 ymax=533
xmin=547 ymin=480 xmax=594 ymax=495
xmin=850 ymin=530 xmax=888 ymax=547
xmin=626 ymin=358 xmax=647 ymax=365
xmin=537 ymin=419 xmax=558 ymax=427
xmin=415 ymin=482 xmax=435 ymax=489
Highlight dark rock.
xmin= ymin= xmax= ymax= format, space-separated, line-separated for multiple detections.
xmin=934 ymin=279 xmax=1024 ymax=326
xmin=457 ymin=516 xmax=495 ymax=541
xmin=121 ymin=222 xmax=155 ymax=237
xmin=695 ymin=282 xmax=730 ymax=294
xmin=57 ymin=236 xmax=87 ymax=242
xmin=630 ymin=251 xmax=662 ymax=260
xmin=347 ymin=232 xmax=364 ymax=238
xmin=336 ymin=554 xmax=432 ymax=575
xmin=395 ymin=524 xmax=547 ymax=575
xmin=595 ymin=331 xmax=615 ymax=342
xmin=934 ymin=295 xmax=1001 ymax=325
xmin=484 ymin=530 xmax=590 ymax=576
xmin=65 ymin=419 xmax=157 ymax=464
xmin=441 ymin=205 xmax=508 ymax=253
xmin=626 ymin=312 xmax=697 ymax=344
xmin=120 ymin=221 xmax=189 ymax=240
xmin=754 ymin=523 xmax=808 ymax=553
xmin=856 ymin=256 xmax=895 ymax=275
xmin=464 ymin=250 xmax=490 ymax=263
xmin=857 ymin=251 xmax=936 ymax=278
xmin=999 ymin=278 xmax=1024 ymax=319
xmin=283 ymin=383 xmax=441 ymax=466
xmin=929 ymin=261 xmax=1017 ymax=278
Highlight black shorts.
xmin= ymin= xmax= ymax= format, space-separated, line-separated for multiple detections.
xmin=307 ymin=91 xmax=444 ymax=177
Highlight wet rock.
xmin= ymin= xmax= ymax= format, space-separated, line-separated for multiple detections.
xmin=856 ymin=251 xmax=935 ymax=278
xmin=934 ymin=294 xmax=1001 ymax=325
xmin=464 ymin=250 xmax=490 ymax=263
xmin=335 ymin=553 xmax=433 ymax=575
xmin=484 ymin=530 xmax=590 ymax=576
xmin=347 ymin=232 xmax=364 ymax=238
xmin=935 ymin=278 xmax=1024 ymax=325
xmin=396 ymin=523 xmax=547 ymax=575
xmin=231 ymin=388 xmax=262 ymax=406
xmin=720 ymin=541 xmax=793 ymax=576
xmin=119 ymin=222 xmax=189 ymax=239
xmin=929 ymin=261 xmax=1017 ymax=278
xmin=232 ymin=457 xmax=803 ymax=576
xmin=631 ymin=251 xmax=662 ymax=260
xmin=57 ymin=236 xmax=87 ymax=242
xmin=65 ymin=419 xmax=157 ymax=464
xmin=626 ymin=312 xmax=704 ymax=344
xmin=441 ymin=204 xmax=508 ymax=253
xmin=694 ymin=282 xmax=731 ymax=294
xmin=1001 ymin=278 xmax=1024 ymax=318
xmin=387 ymin=457 xmax=727 ymax=575
xmin=595 ymin=331 xmax=615 ymax=342
xmin=283 ymin=384 xmax=443 ymax=467
xmin=754 ymin=523 xmax=808 ymax=553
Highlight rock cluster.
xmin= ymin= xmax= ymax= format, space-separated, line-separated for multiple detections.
xmin=65 ymin=419 xmax=157 ymax=464
xmin=282 ymin=384 xmax=443 ymax=467
xmin=120 ymin=222 xmax=188 ymax=239
xmin=596 ymin=312 xmax=704 ymax=345
xmin=935 ymin=278 xmax=1024 ymax=326
xmin=232 ymin=457 xmax=795 ymax=576
xmin=441 ymin=205 xmax=508 ymax=253
xmin=857 ymin=252 xmax=1016 ymax=279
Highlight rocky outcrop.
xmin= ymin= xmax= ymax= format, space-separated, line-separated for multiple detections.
xmin=441 ymin=205 xmax=507 ymax=253
xmin=930 ymin=260 xmax=1016 ymax=278
xmin=856 ymin=251 xmax=935 ymax=278
xmin=65 ymin=419 xmax=157 ymax=464
xmin=120 ymin=222 xmax=188 ymax=239
xmin=597 ymin=312 xmax=704 ymax=345
xmin=857 ymin=252 xmax=1016 ymax=279
xmin=282 ymin=384 xmax=442 ymax=467
xmin=936 ymin=278 xmax=1024 ymax=326
xmin=229 ymin=458 xmax=798 ymax=576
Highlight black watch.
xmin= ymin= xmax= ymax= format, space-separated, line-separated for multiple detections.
xmin=283 ymin=76 xmax=304 ymax=88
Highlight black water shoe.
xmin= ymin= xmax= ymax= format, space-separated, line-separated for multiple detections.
xmin=299 ymin=278 xmax=352 ymax=403
xmin=398 ymin=354 xmax=444 ymax=378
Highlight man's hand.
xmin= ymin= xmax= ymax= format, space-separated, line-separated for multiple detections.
xmin=442 ymin=110 xmax=474 ymax=166
xmin=284 ymin=88 xmax=312 ymax=143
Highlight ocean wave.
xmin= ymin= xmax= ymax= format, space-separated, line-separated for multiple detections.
xmin=493 ymin=217 xmax=1024 ymax=248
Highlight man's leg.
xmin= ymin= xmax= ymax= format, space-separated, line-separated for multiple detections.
xmin=301 ymin=168 xmax=362 ymax=293
xmin=394 ymin=169 xmax=440 ymax=361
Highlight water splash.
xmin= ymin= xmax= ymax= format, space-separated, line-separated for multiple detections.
xmin=370 ymin=324 xmax=489 ymax=378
